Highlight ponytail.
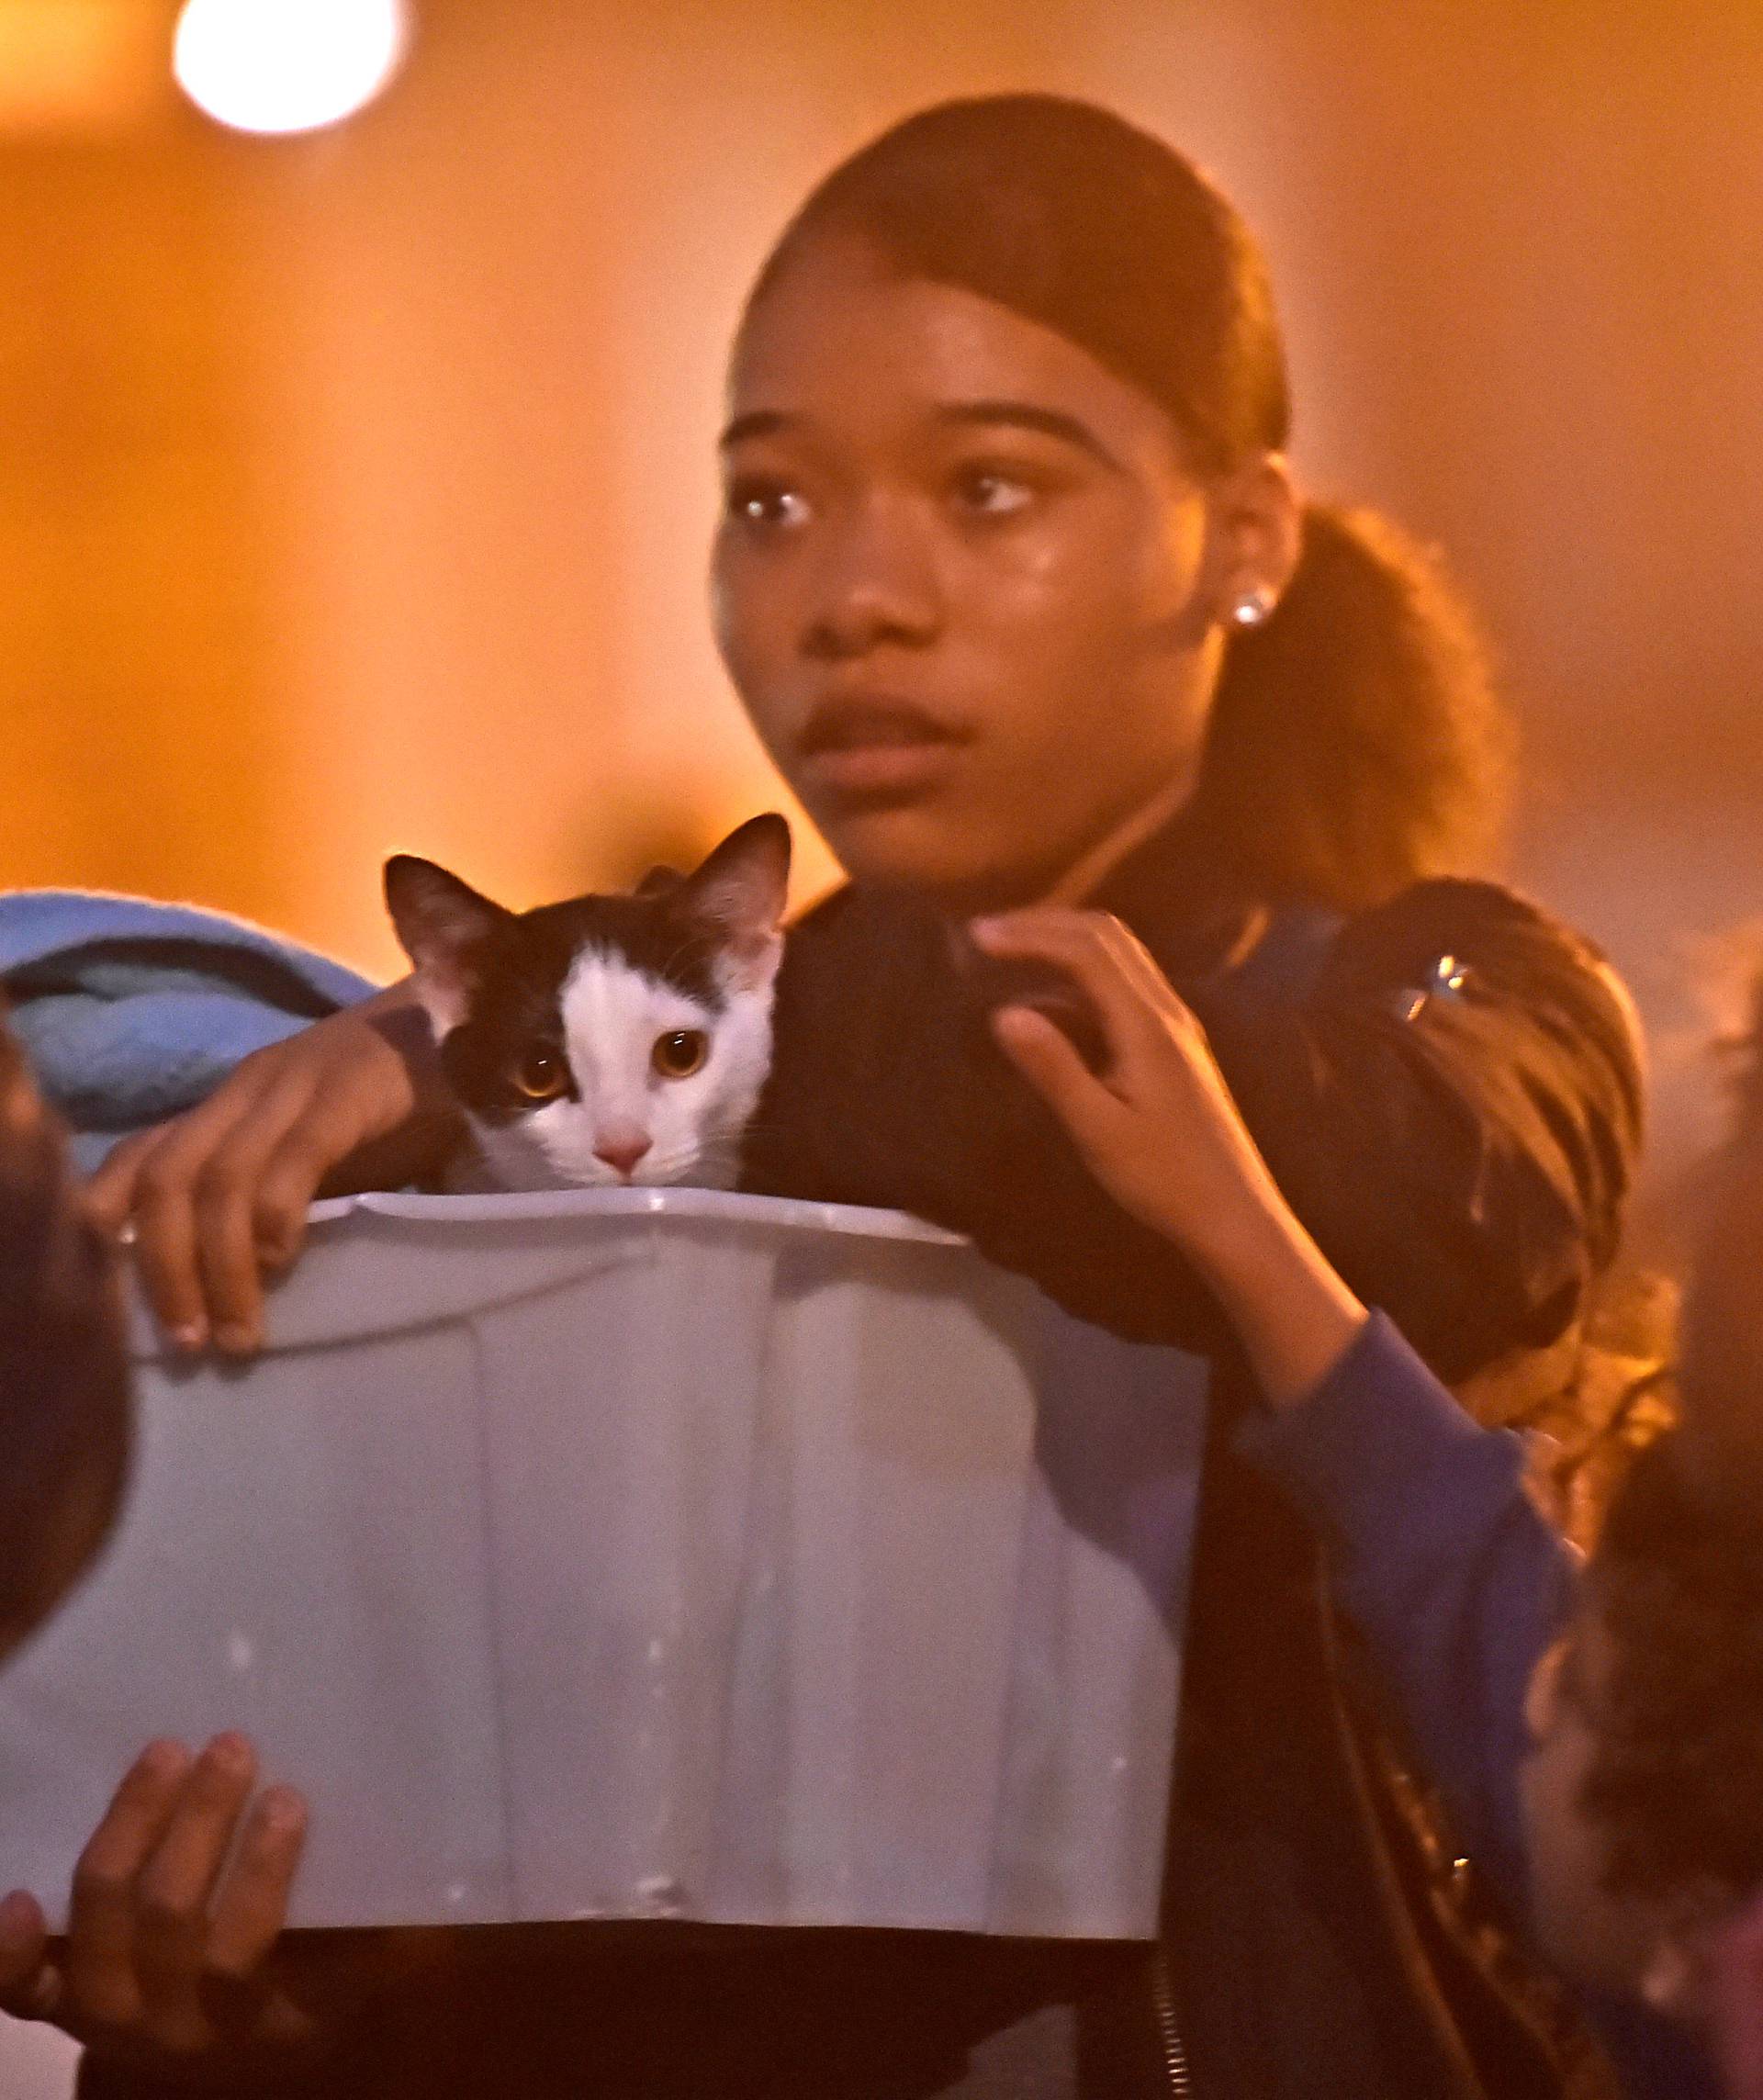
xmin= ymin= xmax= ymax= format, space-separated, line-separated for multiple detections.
xmin=1187 ymin=503 xmax=1511 ymax=912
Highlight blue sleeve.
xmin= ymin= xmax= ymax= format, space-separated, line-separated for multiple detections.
xmin=0 ymin=890 xmax=381 ymax=1139
xmin=1234 ymin=1311 xmax=1581 ymax=1910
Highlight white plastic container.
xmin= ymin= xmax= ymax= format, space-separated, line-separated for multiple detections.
xmin=0 ymin=1189 xmax=1207 ymax=1939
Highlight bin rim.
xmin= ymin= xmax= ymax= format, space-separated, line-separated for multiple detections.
xmin=306 ymin=1183 xmax=969 ymax=1247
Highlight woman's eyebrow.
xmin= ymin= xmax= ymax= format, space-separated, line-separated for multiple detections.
xmin=935 ymin=400 xmax=1127 ymax=473
xmin=718 ymin=401 xmax=1128 ymax=473
xmin=719 ymin=410 xmax=796 ymax=449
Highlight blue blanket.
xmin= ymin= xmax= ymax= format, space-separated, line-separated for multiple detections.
xmin=0 ymin=892 xmax=379 ymax=1168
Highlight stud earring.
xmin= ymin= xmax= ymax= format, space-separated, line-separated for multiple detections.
xmin=1230 ymin=588 xmax=1275 ymax=630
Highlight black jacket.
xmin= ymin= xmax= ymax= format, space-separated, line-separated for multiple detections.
xmin=80 ymin=819 xmax=1643 ymax=2100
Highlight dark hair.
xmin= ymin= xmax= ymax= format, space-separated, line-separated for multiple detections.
xmin=0 ymin=1023 xmax=131 ymax=1651
xmin=746 ymin=94 xmax=1509 ymax=910
xmin=1579 ymin=1432 xmax=1763 ymax=1907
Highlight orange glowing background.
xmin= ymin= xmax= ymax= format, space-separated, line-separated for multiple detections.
xmin=4 ymin=0 xmax=1761 ymax=1184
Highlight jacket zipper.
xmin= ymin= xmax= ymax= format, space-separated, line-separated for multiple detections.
xmin=1151 ymin=1951 xmax=1192 ymax=2097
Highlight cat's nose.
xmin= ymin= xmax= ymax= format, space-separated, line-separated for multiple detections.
xmin=593 ymin=1133 xmax=653 ymax=1180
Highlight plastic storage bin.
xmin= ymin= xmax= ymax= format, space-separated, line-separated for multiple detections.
xmin=0 ymin=1187 xmax=1208 ymax=1939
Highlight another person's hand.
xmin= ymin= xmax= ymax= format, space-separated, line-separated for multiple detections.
xmin=84 ymin=986 xmax=458 ymax=1357
xmin=971 ymin=908 xmax=1366 ymax=1404
xmin=0 ymin=1735 xmax=309 ymax=2063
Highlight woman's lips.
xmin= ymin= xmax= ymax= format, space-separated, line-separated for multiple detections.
xmin=797 ymin=698 xmax=969 ymax=803
xmin=804 ymin=740 xmax=963 ymax=798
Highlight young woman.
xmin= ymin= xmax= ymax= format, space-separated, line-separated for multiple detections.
xmin=44 ymin=95 xmax=1643 ymax=2098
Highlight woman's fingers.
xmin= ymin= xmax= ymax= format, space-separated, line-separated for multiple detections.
xmin=186 ymin=1071 xmax=340 ymax=1354
xmin=66 ymin=1740 xmax=194 ymax=2031
xmin=128 ymin=1150 xmax=212 ymax=1354
xmin=992 ymin=1006 xmax=1121 ymax=1148
xmin=6 ymin=1738 xmax=304 ymax=2061
xmin=81 ymin=1127 xmax=154 ymax=1239
xmin=60 ymin=1737 xmax=298 ymax=2056
xmin=203 ymin=1787 xmax=307 ymax=1982
xmin=129 ymin=1735 xmax=258 ymax=2042
xmin=101 ymin=1077 xmax=275 ymax=1351
xmin=85 ymin=989 xmax=442 ymax=1353
xmin=0 ymin=1891 xmax=58 ymax=2022
xmin=973 ymin=909 xmax=1196 ymax=1069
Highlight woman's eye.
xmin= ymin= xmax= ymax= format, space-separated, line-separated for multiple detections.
xmin=514 ymin=1048 xmax=568 ymax=1101
xmin=950 ymin=466 xmax=1036 ymax=518
xmin=652 ymin=1029 xmax=709 ymax=1080
xmin=724 ymin=477 xmax=810 ymax=531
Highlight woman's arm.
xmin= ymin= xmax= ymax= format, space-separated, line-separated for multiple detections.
xmin=948 ymin=906 xmax=1576 ymax=1906
xmin=971 ymin=907 xmax=1371 ymax=1405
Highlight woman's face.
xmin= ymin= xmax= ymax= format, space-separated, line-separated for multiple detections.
xmin=712 ymin=241 xmax=1247 ymax=909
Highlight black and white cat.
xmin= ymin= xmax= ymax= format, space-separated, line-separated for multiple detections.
xmin=383 ymin=814 xmax=791 ymax=1193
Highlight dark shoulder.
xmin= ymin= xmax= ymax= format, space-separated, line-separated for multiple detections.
xmin=1321 ymin=879 xmax=1641 ymax=1094
xmin=778 ymin=881 xmax=952 ymax=990
xmin=1319 ymin=877 xmax=1624 ymax=1001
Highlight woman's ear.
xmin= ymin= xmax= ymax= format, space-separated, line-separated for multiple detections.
xmin=1206 ymin=451 xmax=1303 ymax=628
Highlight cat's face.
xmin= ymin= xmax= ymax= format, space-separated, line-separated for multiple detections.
xmin=384 ymin=815 xmax=791 ymax=1192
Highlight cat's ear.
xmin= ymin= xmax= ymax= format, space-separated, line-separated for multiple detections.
xmin=634 ymin=864 xmax=685 ymax=900
xmin=383 ymin=856 xmax=511 ymax=1032
xmin=673 ymin=814 xmax=792 ymax=990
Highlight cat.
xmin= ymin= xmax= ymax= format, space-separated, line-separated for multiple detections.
xmin=383 ymin=814 xmax=791 ymax=1193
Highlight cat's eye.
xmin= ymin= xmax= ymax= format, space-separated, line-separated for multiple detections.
xmin=514 ymin=1048 xmax=568 ymax=1101
xmin=652 ymin=1029 xmax=708 ymax=1080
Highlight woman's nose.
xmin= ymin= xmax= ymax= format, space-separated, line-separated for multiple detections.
xmin=802 ymin=500 xmax=941 ymax=660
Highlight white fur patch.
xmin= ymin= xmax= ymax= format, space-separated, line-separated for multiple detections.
xmin=465 ymin=946 xmax=775 ymax=1191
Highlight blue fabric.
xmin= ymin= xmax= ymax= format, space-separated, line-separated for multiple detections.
xmin=1235 ymin=1312 xmax=1575 ymax=1913
xmin=1235 ymin=1312 xmax=1718 ymax=2100
xmin=0 ymin=892 xmax=379 ymax=1163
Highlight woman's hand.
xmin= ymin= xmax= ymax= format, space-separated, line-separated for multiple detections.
xmin=84 ymin=985 xmax=459 ymax=1357
xmin=0 ymin=1735 xmax=310 ymax=2062
xmin=971 ymin=909 xmax=1281 ymax=1259
xmin=971 ymin=908 xmax=1367 ymax=1405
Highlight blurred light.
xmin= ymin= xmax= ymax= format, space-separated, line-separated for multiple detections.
xmin=173 ymin=0 xmax=407 ymax=137
xmin=0 ymin=1 xmax=162 ymax=132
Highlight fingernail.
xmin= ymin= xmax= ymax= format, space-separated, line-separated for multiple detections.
xmin=969 ymin=916 xmax=1002 ymax=942
xmin=140 ymin=1738 xmax=191 ymax=1780
xmin=207 ymin=1732 xmax=253 ymax=1776
xmin=259 ymin=1787 xmax=307 ymax=1836
xmin=168 ymin=1322 xmax=208 ymax=1353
